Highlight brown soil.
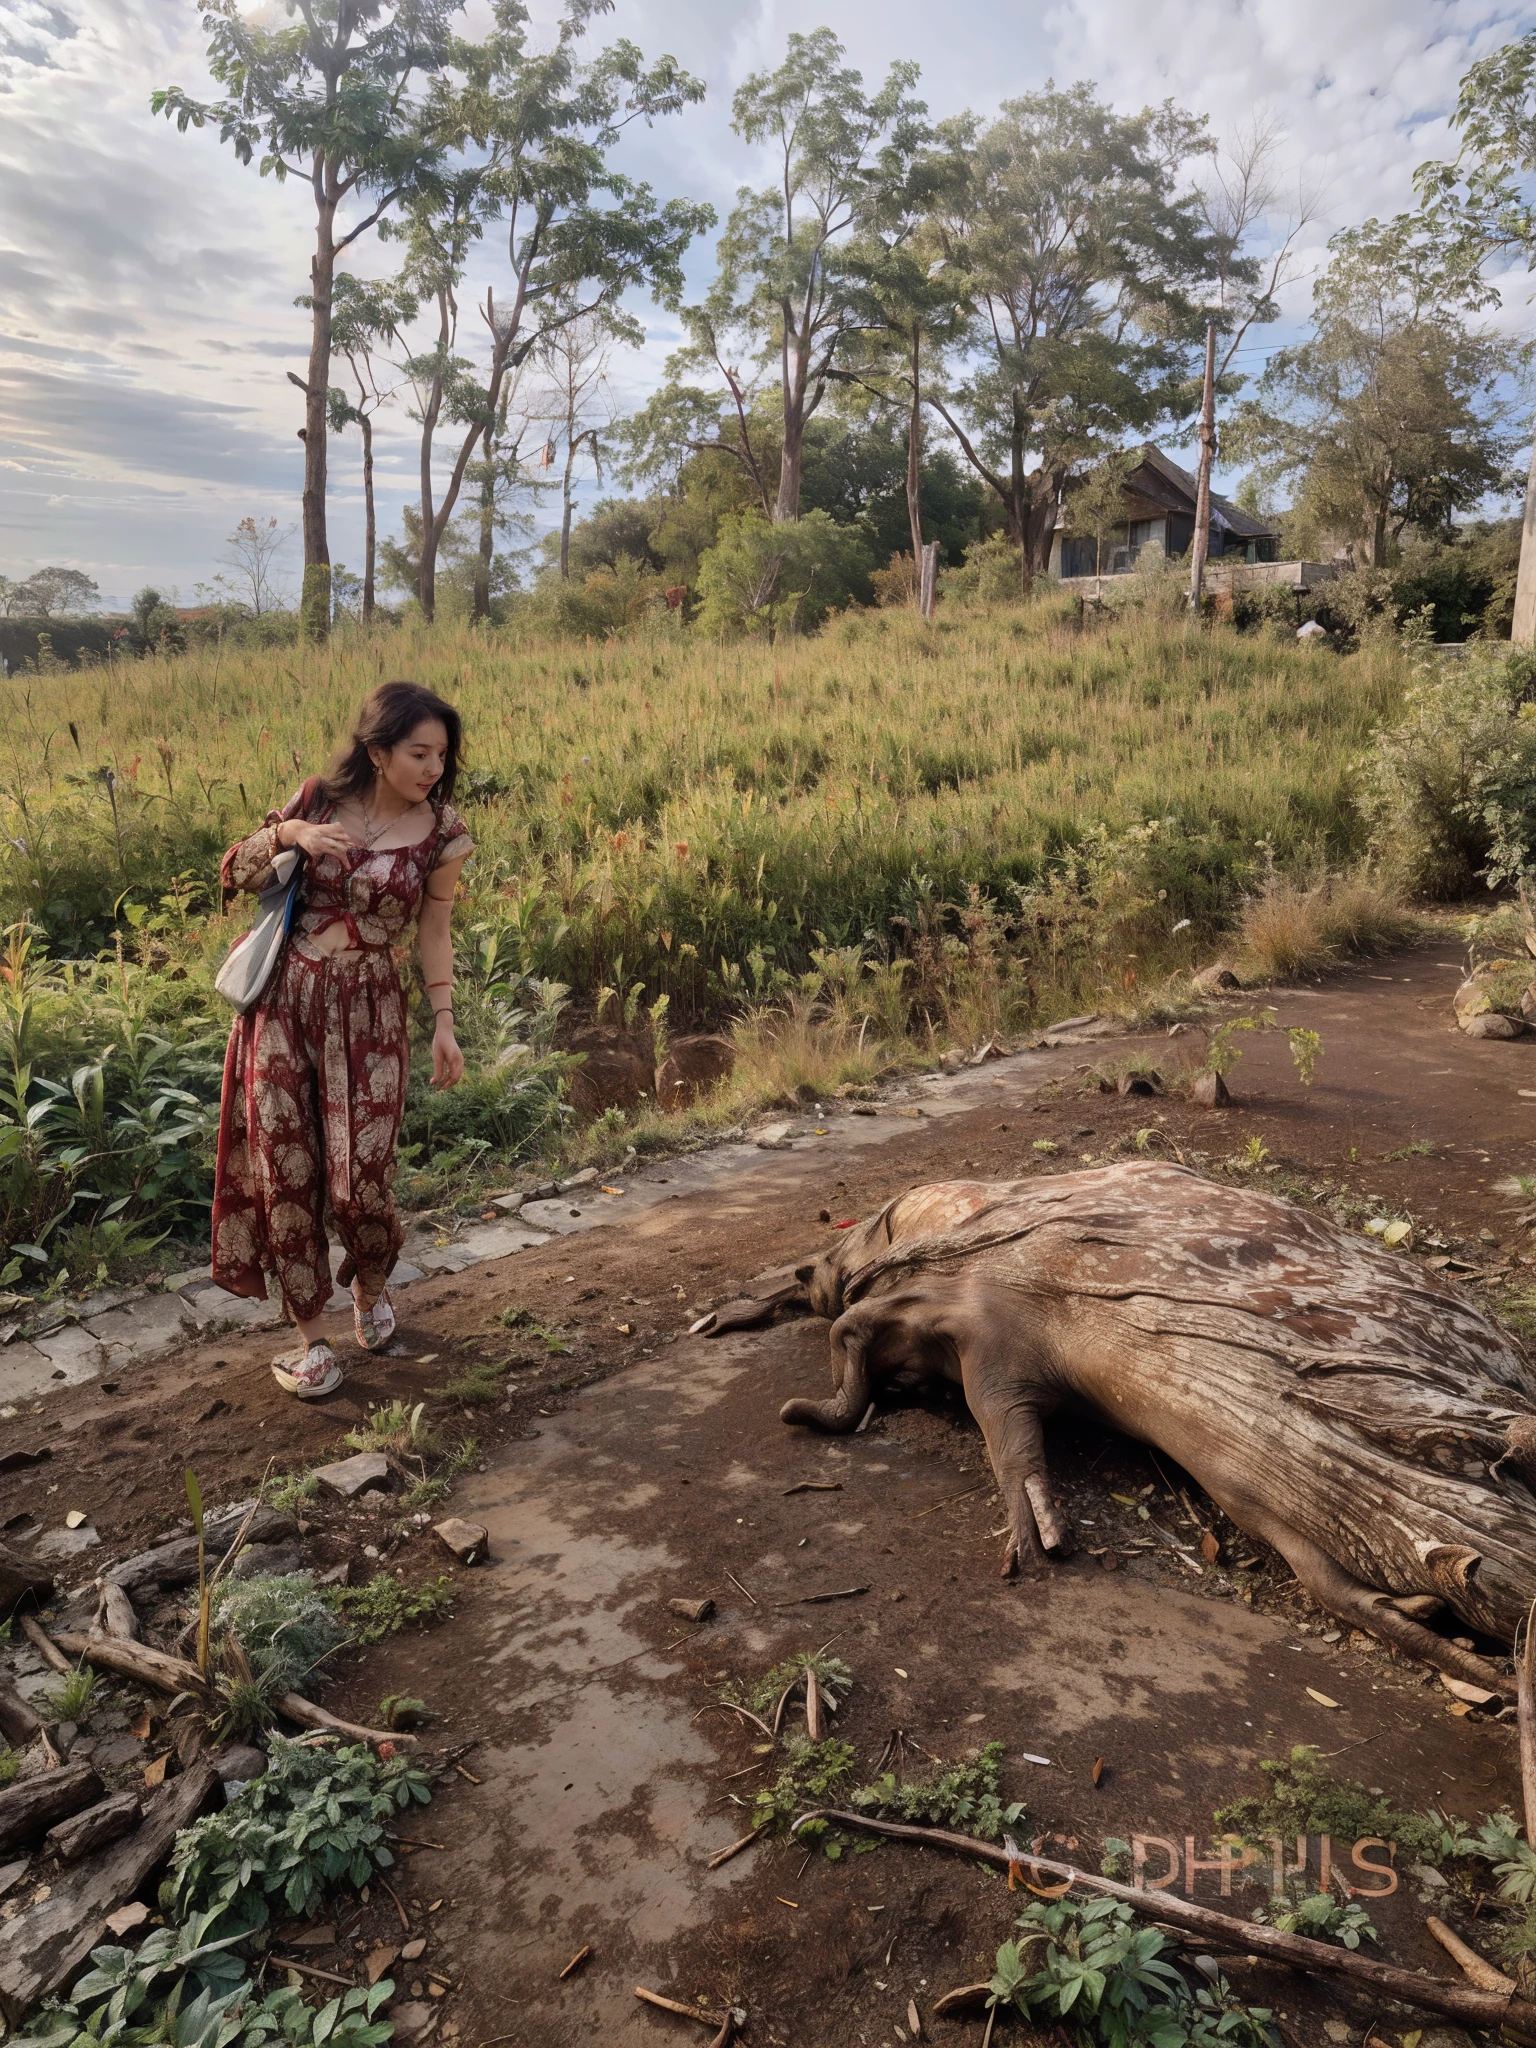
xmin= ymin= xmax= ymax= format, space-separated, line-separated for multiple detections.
xmin=8 ymin=937 xmax=1536 ymax=2048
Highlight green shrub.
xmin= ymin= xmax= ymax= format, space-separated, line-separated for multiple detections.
xmin=167 ymin=1736 xmax=430 ymax=1926
xmin=941 ymin=533 xmax=1030 ymax=607
xmin=210 ymin=1572 xmax=347 ymax=1696
xmin=1213 ymin=1745 xmax=1449 ymax=1867
xmin=1359 ymin=645 xmax=1536 ymax=898
xmin=989 ymin=1895 xmax=1277 ymax=2046
xmin=1251 ymin=1878 xmax=1377 ymax=1948
xmin=852 ymin=1739 xmax=1024 ymax=1842
xmin=694 ymin=509 xmax=874 ymax=638
xmin=335 ymin=1573 xmax=454 ymax=1646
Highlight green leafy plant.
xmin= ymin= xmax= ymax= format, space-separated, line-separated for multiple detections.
xmin=167 ymin=1737 xmax=430 ymax=1927
xmin=751 ymin=1736 xmax=859 ymax=1854
xmin=1214 ymin=1746 xmax=1449 ymax=1867
xmin=344 ymin=1399 xmax=439 ymax=1459
xmin=991 ymin=1895 xmax=1279 ymax=2046
xmin=262 ymin=1470 xmax=318 ymax=1515
xmin=42 ymin=1665 xmax=97 ymax=1723
xmin=852 ymin=1740 xmax=1024 ymax=1843
xmin=1252 ymin=1878 xmax=1378 ymax=1948
xmin=725 ymin=1651 xmax=853 ymax=1719
xmin=0 ymin=1746 xmax=19 ymax=1786
xmin=335 ymin=1573 xmax=454 ymax=1647
xmin=1202 ymin=1012 xmax=1322 ymax=1086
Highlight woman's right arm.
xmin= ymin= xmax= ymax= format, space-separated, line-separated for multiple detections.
xmin=220 ymin=788 xmax=355 ymax=899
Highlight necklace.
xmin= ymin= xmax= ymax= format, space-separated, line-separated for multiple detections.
xmin=354 ymin=798 xmax=418 ymax=851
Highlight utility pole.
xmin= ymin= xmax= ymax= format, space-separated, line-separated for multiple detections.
xmin=1514 ymin=422 xmax=1536 ymax=646
xmin=1188 ymin=320 xmax=1218 ymax=611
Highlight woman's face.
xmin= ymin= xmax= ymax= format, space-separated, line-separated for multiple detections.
xmin=372 ymin=717 xmax=449 ymax=807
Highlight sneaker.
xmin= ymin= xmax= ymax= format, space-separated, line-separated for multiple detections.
xmin=272 ymin=1341 xmax=343 ymax=1399
xmin=354 ymin=1290 xmax=396 ymax=1352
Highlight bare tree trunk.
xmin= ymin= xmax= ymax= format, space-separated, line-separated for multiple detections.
xmin=560 ymin=439 xmax=576 ymax=580
xmin=473 ymin=420 xmax=495 ymax=622
xmin=906 ymin=329 xmax=924 ymax=588
xmin=360 ymin=411 xmax=376 ymax=625
xmin=1011 ymin=397 xmax=1032 ymax=597
xmin=1514 ymin=418 xmax=1536 ymax=648
xmin=775 ymin=323 xmax=811 ymax=525
xmin=300 ymin=163 xmax=337 ymax=643
xmin=417 ymin=290 xmax=450 ymax=624
xmin=1188 ymin=320 xmax=1217 ymax=612
xmin=918 ymin=541 xmax=939 ymax=622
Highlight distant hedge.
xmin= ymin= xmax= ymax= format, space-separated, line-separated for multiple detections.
xmin=0 ymin=617 xmax=122 ymax=672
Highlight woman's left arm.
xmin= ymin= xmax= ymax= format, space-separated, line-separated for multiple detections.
xmin=418 ymin=854 xmax=467 ymax=1089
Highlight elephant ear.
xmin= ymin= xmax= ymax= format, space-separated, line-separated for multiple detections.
xmin=690 ymin=1277 xmax=813 ymax=1338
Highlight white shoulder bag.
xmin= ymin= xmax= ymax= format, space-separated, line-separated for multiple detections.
xmin=214 ymin=845 xmax=304 ymax=1014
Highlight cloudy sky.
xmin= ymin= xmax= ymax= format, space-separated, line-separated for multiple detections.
xmin=0 ymin=0 xmax=1530 ymax=607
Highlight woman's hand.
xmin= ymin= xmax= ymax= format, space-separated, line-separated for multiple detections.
xmin=431 ymin=1015 xmax=464 ymax=1090
xmin=281 ymin=818 xmax=356 ymax=860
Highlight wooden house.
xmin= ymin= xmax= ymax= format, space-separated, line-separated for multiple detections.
xmin=1049 ymin=444 xmax=1281 ymax=579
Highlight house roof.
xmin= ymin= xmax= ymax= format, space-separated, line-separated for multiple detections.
xmin=1055 ymin=443 xmax=1279 ymax=540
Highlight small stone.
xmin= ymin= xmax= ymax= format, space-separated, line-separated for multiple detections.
xmin=558 ymin=1167 xmax=599 ymax=1192
xmin=208 ymin=1743 xmax=268 ymax=1784
xmin=104 ymin=1901 xmax=150 ymax=1938
xmin=391 ymin=2002 xmax=435 ymax=2037
xmin=667 ymin=1597 xmax=715 ymax=1623
xmin=1462 ymin=1010 xmax=1525 ymax=1039
xmin=410 ymin=1981 xmax=425 ymax=2000
xmin=313 ymin=1452 xmax=392 ymax=1499
xmin=432 ymin=1518 xmax=488 ymax=1564
xmin=400 ymin=1939 xmax=427 ymax=1961
xmin=1190 ymin=963 xmax=1241 ymax=994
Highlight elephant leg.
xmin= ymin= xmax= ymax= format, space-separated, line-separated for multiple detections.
xmin=1264 ymin=1522 xmax=1507 ymax=1693
xmin=966 ymin=1382 xmax=1066 ymax=1578
xmin=780 ymin=1306 xmax=878 ymax=1433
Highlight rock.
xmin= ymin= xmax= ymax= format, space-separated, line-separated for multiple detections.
xmin=1407 ymin=1862 xmax=1448 ymax=1891
xmin=558 ymin=1167 xmax=600 ymax=1191
xmin=103 ymin=1902 xmax=149 ymax=1938
xmin=207 ymin=1744 xmax=267 ymax=1786
xmin=45 ymin=1791 xmax=141 ymax=1862
xmin=1462 ymin=1009 xmax=1525 ymax=1039
xmin=32 ymin=1525 xmax=100 ymax=1562
xmin=667 ymin=1597 xmax=715 ymax=1623
xmin=312 ymin=1453 xmax=392 ymax=1500
xmin=225 ymin=1542 xmax=304 ymax=1581
xmin=0 ymin=1544 xmax=54 ymax=1617
xmin=390 ymin=2003 xmax=435 ymax=2039
xmin=1190 ymin=1069 xmax=1232 ymax=1107
xmin=432 ymin=1519 xmax=488 ymax=1565
xmin=655 ymin=1035 xmax=737 ymax=1112
xmin=1190 ymin=964 xmax=1241 ymax=994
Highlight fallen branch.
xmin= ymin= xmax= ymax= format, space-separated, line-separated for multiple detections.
xmin=706 ymin=1821 xmax=769 ymax=1869
xmin=782 ymin=1482 xmax=842 ymax=1496
xmin=772 ymin=1586 xmax=868 ymax=1609
xmin=1520 ymin=1601 xmax=1536 ymax=1848
xmin=0 ymin=1677 xmax=41 ymax=1747
xmin=275 ymin=1693 xmax=417 ymax=1749
xmin=634 ymin=1986 xmax=725 ymax=2025
xmin=18 ymin=1613 xmax=71 ymax=1673
xmin=93 ymin=1583 xmax=141 ymax=1643
xmin=1426 ymin=1914 xmax=1517 ymax=1995
xmin=790 ymin=1808 xmax=1536 ymax=2038
xmin=271 ymin=1957 xmax=359 ymax=1989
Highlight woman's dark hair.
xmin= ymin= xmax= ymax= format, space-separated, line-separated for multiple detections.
xmin=322 ymin=681 xmax=463 ymax=808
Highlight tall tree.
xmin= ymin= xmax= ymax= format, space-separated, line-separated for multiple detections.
xmin=923 ymin=86 xmax=1213 ymax=592
xmin=154 ymin=0 xmax=458 ymax=640
xmin=1414 ymin=34 xmax=1536 ymax=641
xmin=707 ymin=30 xmax=928 ymax=524
xmin=529 ymin=306 xmax=628 ymax=578
xmin=324 ymin=271 xmax=416 ymax=621
xmin=394 ymin=0 xmax=710 ymax=621
xmin=1227 ymin=216 xmax=1517 ymax=567
xmin=1186 ymin=122 xmax=1313 ymax=607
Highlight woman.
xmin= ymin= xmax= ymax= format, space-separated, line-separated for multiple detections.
xmin=212 ymin=681 xmax=472 ymax=1398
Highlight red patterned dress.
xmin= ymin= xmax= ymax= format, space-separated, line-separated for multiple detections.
xmin=211 ymin=787 xmax=473 ymax=1323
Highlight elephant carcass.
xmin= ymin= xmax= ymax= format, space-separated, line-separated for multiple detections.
xmin=699 ymin=1161 xmax=1536 ymax=1689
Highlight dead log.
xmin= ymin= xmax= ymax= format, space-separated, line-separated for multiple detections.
xmin=44 ymin=1791 xmax=142 ymax=1862
xmin=0 ymin=1548 xmax=55 ymax=1617
xmin=751 ymin=1163 xmax=1536 ymax=1682
xmin=791 ymin=1807 xmax=1536 ymax=2038
xmin=104 ymin=1508 xmax=294 ymax=1597
xmin=42 ymin=1629 xmax=408 ymax=1750
xmin=50 ymin=1632 xmax=213 ymax=1699
xmin=0 ymin=1761 xmax=217 ymax=2022
xmin=1521 ymin=1602 xmax=1536 ymax=1847
xmin=93 ymin=1583 xmax=140 ymax=1643
xmin=1426 ymin=1913 xmax=1518 ymax=1994
xmin=0 ymin=1762 xmax=103 ymax=1855
xmin=0 ymin=1679 xmax=41 ymax=1747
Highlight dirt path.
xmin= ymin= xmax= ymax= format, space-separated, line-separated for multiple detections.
xmin=8 ymin=937 xmax=1536 ymax=2047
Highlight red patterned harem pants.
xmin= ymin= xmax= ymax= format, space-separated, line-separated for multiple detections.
xmin=211 ymin=941 xmax=409 ymax=1323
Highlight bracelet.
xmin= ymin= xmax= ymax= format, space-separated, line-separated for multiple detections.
xmin=425 ymin=979 xmax=453 ymax=990
xmin=433 ymin=1006 xmax=454 ymax=1019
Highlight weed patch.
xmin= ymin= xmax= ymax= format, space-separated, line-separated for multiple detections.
xmin=335 ymin=1573 xmax=455 ymax=1646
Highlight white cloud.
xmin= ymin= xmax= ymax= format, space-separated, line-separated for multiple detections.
xmin=1 ymin=0 xmax=1529 ymax=592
